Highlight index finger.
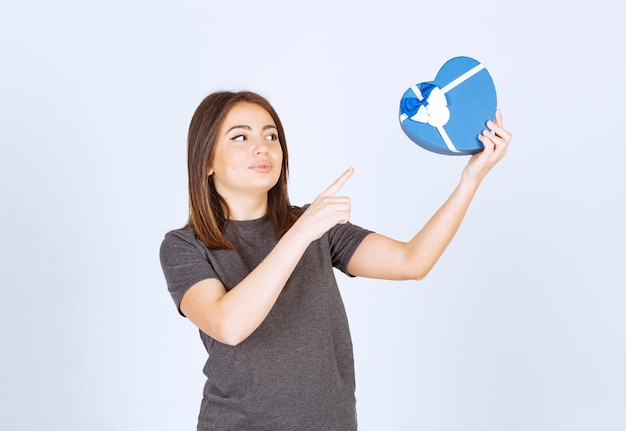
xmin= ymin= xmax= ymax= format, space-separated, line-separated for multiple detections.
xmin=487 ymin=109 xmax=512 ymax=142
xmin=320 ymin=167 xmax=354 ymax=197
xmin=495 ymin=109 xmax=503 ymax=128
xmin=487 ymin=109 xmax=503 ymax=130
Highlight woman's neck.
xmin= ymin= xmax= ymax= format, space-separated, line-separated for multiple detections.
xmin=223 ymin=194 xmax=268 ymax=221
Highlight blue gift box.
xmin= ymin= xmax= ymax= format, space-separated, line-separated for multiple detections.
xmin=399 ymin=56 xmax=497 ymax=155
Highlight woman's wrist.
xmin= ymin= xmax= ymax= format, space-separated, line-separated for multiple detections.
xmin=459 ymin=171 xmax=483 ymax=192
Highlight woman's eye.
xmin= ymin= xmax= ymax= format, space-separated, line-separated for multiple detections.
xmin=266 ymin=133 xmax=278 ymax=141
xmin=232 ymin=135 xmax=245 ymax=142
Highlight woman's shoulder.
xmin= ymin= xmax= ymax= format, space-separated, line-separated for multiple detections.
xmin=164 ymin=222 xmax=195 ymax=237
xmin=161 ymin=224 xmax=201 ymax=249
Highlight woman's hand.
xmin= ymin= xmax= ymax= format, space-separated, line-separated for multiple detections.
xmin=463 ymin=109 xmax=512 ymax=185
xmin=291 ymin=167 xmax=354 ymax=243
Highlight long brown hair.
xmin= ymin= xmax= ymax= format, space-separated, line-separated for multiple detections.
xmin=186 ymin=90 xmax=302 ymax=249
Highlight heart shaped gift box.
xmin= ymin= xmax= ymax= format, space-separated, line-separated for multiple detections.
xmin=399 ymin=56 xmax=497 ymax=155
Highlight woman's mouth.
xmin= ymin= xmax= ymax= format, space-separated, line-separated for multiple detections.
xmin=249 ymin=161 xmax=273 ymax=173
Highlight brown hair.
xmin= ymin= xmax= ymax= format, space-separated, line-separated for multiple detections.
xmin=186 ymin=90 xmax=302 ymax=249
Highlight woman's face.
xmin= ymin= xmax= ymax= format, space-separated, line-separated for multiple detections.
xmin=209 ymin=102 xmax=283 ymax=201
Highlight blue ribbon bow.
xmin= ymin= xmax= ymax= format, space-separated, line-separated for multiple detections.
xmin=401 ymin=83 xmax=438 ymax=117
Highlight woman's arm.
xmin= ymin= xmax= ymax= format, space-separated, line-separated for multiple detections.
xmin=348 ymin=110 xmax=512 ymax=280
xmin=180 ymin=168 xmax=355 ymax=346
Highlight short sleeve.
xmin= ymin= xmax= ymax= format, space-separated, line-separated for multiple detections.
xmin=327 ymin=221 xmax=373 ymax=276
xmin=159 ymin=229 xmax=219 ymax=316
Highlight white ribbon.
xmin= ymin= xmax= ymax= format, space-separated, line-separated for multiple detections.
xmin=406 ymin=85 xmax=449 ymax=127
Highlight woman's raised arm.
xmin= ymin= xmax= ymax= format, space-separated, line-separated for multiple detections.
xmin=348 ymin=110 xmax=511 ymax=281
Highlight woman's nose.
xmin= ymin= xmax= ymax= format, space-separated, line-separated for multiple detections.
xmin=253 ymin=138 xmax=269 ymax=155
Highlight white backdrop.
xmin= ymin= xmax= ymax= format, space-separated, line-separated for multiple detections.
xmin=1 ymin=1 xmax=625 ymax=430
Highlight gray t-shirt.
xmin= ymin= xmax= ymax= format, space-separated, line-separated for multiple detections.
xmin=160 ymin=215 xmax=372 ymax=431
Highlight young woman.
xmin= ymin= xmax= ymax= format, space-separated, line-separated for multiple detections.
xmin=160 ymin=90 xmax=511 ymax=430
